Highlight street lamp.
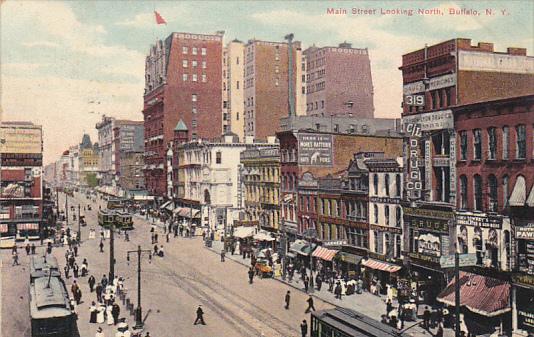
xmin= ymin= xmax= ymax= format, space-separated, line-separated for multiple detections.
xmin=126 ymin=245 xmax=152 ymax=329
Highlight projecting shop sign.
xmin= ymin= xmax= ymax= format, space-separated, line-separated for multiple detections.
xmin=402 ymin=110 xmax=453 ymax=131
xmin=298 ymin=133 xmax=333 ymax=166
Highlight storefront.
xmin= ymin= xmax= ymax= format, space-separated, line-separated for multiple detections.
xmin=289 ymin=239 xmax=317 ymax=269
xmin=16 ymin=222 xmax=40 ymax=240
xmin=334 ymin=246 xmax=366 ymax=280
xmin=404 ymin=205 xmax=454 ymax=304
xmin=361 ymin=253 xmax=402 ymax=296
xmin=512 ymin=221 xmax=534 ymax=336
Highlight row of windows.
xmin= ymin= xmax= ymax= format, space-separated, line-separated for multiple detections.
xmin=182 ymin=47 xmax=207 ymax=56
xmin=307 ymin=100 xmax=324 ymax=112
xmin=372 ymin=204 xmax=402 ymax=227
xmin=372 ymin=174 xmax=402 ymax=197
xmin=459 ymin=124 xmax=528 ymax=161
xmin=182 ymin=74 xmax=207 ymax=82
xmin=182 ymin=60 xmax=207 ymax=68
xmin=306 ymin=81 xmax=325 ymax=94
xmin=458 ymin=174 xmax=511 ymax=212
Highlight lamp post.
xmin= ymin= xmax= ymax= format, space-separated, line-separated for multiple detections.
xmin=126 ymin=245 xmax=152 ymax=329
xmin=77 ymin=204 xmax=81 ymax=242
xmin=304 ymin=228 xmax=317 ymax=293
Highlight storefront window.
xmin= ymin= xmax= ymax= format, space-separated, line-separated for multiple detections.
xmin=474 ymin=227 xmax=483 ymax=265
xmin=486 ymin=229 xmax=498 ymax=268
xmin=458 ymin=225 xmax=468 ymax=254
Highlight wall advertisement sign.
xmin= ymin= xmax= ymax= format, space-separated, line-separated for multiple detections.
xmin=403 ymin=74 xmax=456 ymax=95
xmin=417 ymin=232 xmax=441 ymax=257
xmin=297 ymin=133 xmax=333 ymax=166
xmin=456 ymin=213 xmax=503 ymax=229
xmin=403 ymin=123 xmax=422 ymax=200
xmin=0 ymin=125 xmax=42 ymax=154
xmin=401 ymin=110 xmax=453 ymax=131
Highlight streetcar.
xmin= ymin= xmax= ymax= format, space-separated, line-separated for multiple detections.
xmin=107 ymin=198 xmax=127 ymax=210
xmin=29 ymin=275 xmax=75 ymax=337
xmin=30 ymin=255 xmax=61 ymax=283
xmin=310 ymin=308 xmax=402 ymax=337
xmin=98 ymin=209 xmax=134 ymax=230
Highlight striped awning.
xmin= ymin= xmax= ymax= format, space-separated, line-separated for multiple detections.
xmin=312 ymin=246 xmax=338 ymax=261
xmin=17 ymin=223 xmax=39 ymax=230
xmin=361 ymin=258 xmax=401 ymax=273
xmin=509 ymin=176 xmax=526 ymax=206
xmin=437 ymin=271 xmax=510 ymax=317
xmin=0 ymin=224 xmax=8 ymax=233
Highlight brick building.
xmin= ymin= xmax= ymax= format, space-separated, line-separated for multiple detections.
xmin=0 ymin=121 xmax=43 ymax=242
xmin=454 ymin=94 xmax=534 ymax=335
xmin=244 ymin=38 xmax=305 ymax=140
xmin=276 ymin=129 xmax=403 ymax=242
xmin=304 ymin=42 xmax=374 ymax=118
xmin=143 ymin=31 xmax=224 ymax=197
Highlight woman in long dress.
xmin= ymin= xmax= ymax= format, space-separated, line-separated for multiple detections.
xmin=106 ymin=304 xmax=114 ymax=325
xmin=89 ymin=302 xmax=98 ymax=323
xmin=96 ymin=305 xmax=106 ymax=324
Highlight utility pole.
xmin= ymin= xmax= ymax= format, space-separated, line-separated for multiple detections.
xmin=109 ymin=222 xmax=115 ymax=282
xmin=455 ymin=251 xmax=461 ymax=337
xmin=77 ymin=204 xmax=81 ymax=241
xmin=127 ymin=245 xmax=152 ymax=329
xmin=65 ymin=192 xmax=69 ymax=226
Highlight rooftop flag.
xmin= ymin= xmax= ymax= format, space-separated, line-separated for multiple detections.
xmin=154 ymin=11 xmax=167 ymax=25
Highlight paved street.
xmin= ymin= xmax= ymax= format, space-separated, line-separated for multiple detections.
xmin=2 ymin=191 xmax=334 ymax=337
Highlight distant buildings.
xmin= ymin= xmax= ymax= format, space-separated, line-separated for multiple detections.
xmin=79 ymin=134 xmax=99 ymax=187
xmin=304 ymin=42 xmax=374 ymax=118
xmin=0 ymin=121 xmax=43 ymax=241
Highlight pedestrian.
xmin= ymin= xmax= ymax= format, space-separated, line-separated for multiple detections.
xmin=194 ymin=305 xmax=206 ymax=325
xmin=151 ymin=232 xmax=155 ymax=244
xmin=335 ymin=282 xmax=342 ymax=300
xmin=316 ymin=274 xmax=322 ymax=291
xmin=88 ymin=275 xmax=96 ymax=292
xmin=300 ymin=319 xmax=308 ymax=337
xmin=95 ymin=326 xmax=104 ymax=337
xmin=328 ymin=277 xmax=334 ymax=292
xmin=31 ymin=243 xmax=36 ymax=255
xmin=248 ymin=267 xmax=254 ymax=284
xmin=25 ymin=243 xmax=31 ymax=255
xmin=386 ymin=298 xmax=393 ymax=315
xmin=75 ymin=288 xmax=82 ymax=305
xmin=304 ymin=275 xmax=309 ymax=293
xmin=231 ymin=244 xmax=236 ymax=255
xmin=305 ymin=296 xmax=316 ymax=313
xmin=154 ymin=233 xmax=158 ymax=243
xmin=96 ymin=283 xmax=103 ymax=303
xmin=47 ymin=242 xmax=52 ymax=254
xmin=285 ymin=290 xmax=291 ymax=309
xmin=158 ymin=245 xmax=164 ymax=257
xmin=112 ymin=302 xmax=120 ymax=325
xmin=101 ymin=274 xmax=108 ymax=288
xmin=220 ymin=249 xmax=225 ymax=262
xmin=166 ymin=232 xmax=170 ymax=243
xmin=73 ymin=263 xmax=79 ymax=279
xmin=99 ymin=240 xmax=104 ymax=253
xmin=153 ymin=244 xmax=158 ymax=255
xmin=125 ymin=232 xmax=129 ymax=242
xmin=89 ymin=301 xmax=98 ymax=323
xmin=73 ymin=245 xmax=78 ymax=257
xmin=64 ymin=265 xmax=70 ymax=279
xmin=12 ymin=250 xmax=19 ymax=266
xmin=71 ymin=281 xmax=79 ymax=296
xmin=68 ymin=254 xmax=75 ymax=268
xmin=423 ymin=306 xmax=431 ymax=330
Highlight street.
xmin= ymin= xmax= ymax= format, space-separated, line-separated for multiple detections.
xmin=1 ymin=191 xmax=332 ymax=337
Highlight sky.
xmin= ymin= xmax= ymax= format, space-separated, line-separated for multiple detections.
xmin=1 ymin=0 xmax=533 ymax=164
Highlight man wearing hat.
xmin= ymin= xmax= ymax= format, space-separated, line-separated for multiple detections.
xmin=95 ymin=327 xmax=104 ymax=337
xmin=194 ymin=305 xmax=206 ymax=325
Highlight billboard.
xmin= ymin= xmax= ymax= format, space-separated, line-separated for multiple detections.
xmin=298 ymin=133 xmax=333 ymax=166
xmin=0 ymin=125 xmax=42 ymax=154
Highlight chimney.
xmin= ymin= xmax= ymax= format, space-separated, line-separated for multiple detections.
xmin=477 ymin=42 xmax=494 ymax=52
xmin=507 ymin=47 xmax=527 ymax=56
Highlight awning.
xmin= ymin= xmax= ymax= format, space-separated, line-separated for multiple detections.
xmin=526 ymin=184 xmax=534 ymax=207
xmin=160 ymin=201 xmax=172 ymax=210
xmin=0 ymin=224 xmax=8 ymax=233
xmin=133 ymin=195 xmax=154 ymax=201
xmin=312 ymin=246 xmax=339 ymax=261
xmin=289 ymin=239 xmax=317 ymax=256
xmin=437 ymin=271 xmax=511 ymax=317
xmin=337 ymin=252 xmax=364 ymax=265
xmin=233 ymin=226 xmax=256 ymax=239
xmin=176 ymin=207 xmax=200 ymax=218
xmin=253 ymin=231 xmax=275 ymax=241
xmin=17 ymin=223 xmax=39 ymax=230
xmin=509 ymin=176 xmax=526 ymax=206
xmin=361 ymin=258 xmax=402 ymax=273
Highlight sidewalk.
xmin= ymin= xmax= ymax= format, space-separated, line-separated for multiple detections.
xmin=207 ymin=239 xmax=453 ymax=337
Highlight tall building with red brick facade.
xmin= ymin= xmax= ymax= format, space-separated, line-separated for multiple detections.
xmin=143 ymin=32 xmax=224 ymax=197
xmin=304 ymin=42 xmax=374 ymax=118
xmin=244 ymin=39 xmax=305 ymax=140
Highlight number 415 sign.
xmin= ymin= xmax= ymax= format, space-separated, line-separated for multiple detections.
xmin=404 ymin=94 xmax=425 ymax=106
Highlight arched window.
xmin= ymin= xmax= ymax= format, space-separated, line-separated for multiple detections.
xmin=384 ymin=205 xmax=390 ymax=226
xmin=373 ymin=174 xmax=379 ymax=195
xmin=395 ymin=174 xmax=401 ymax=197
xmin=373 ymin=204 xmax=379 ymax=224
xmin=460 ymin=175 xmax=468 ymax=210
xmin=474 ymin=175 xmax=483 ymax=211
xmin=488 ymin=175 xmax=498 ymax=212
xmin=385 ymin=174 xmax=390 ymax=196
xmin=502 ymin=175 xmax=509 ymax=207
xmin=395 ymin=206 xmax=402 ymax=227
